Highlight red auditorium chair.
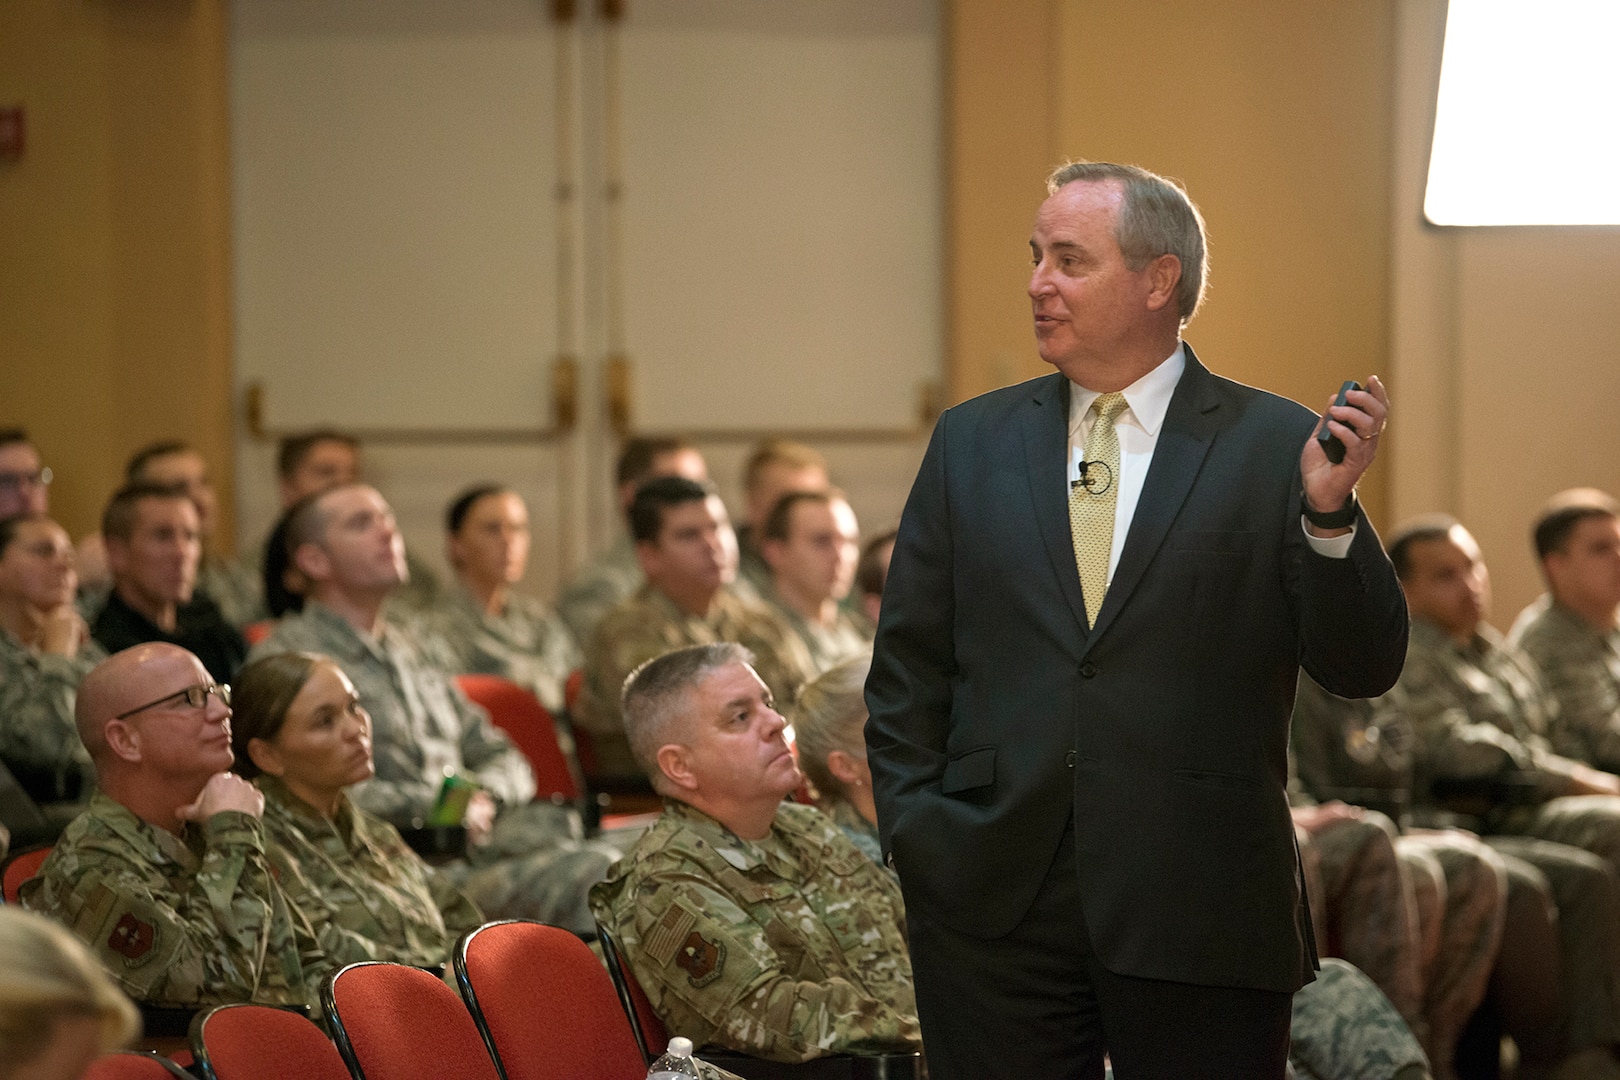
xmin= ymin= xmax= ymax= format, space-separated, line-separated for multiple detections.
xmin=82 ymin=1052 xmax=197 ymax=1079
xmin=1 ymin=843 xmax=50 ymax=903
xmin=188 ymin=1004 xmax=349 ymax=1080
xmin=323 ymin=961 xmax=501 ymax=1080
xmin=454 ymin=919 xmax=648 ymax=1080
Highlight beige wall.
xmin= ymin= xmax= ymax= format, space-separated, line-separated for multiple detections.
xmin=0 ymin=0 xmax=234 ymax=547
xmin=947 ymin=0 xmax=1395 ymax=524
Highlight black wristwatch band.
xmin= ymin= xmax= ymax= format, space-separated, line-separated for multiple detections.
xmin=1302 ymin=489 xmax=1359 ymax=530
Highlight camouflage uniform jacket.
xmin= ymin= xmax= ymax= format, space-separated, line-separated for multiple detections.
xmin=0 ymin=627 xmax=101 ymax=803
xmin=1510 ymin=594 xmax=1620 ymax=773
xmin=1398 ymin=617 xmax=1584 ymax=808
xmin=589 ymin=799 xmax=921 ymax=1063
xmin=555 ymin=534 xmax=642 ymax=652
xmin=418 ymin=585 xmax=581 ymax=713
xmin=1291 ymin=674 xmax=1416 ymax=805
xmin=248 ymin=601 xmax=535 ymax=826
xmin=258 ymin=776 xmax=482 ymax=970
xmin=198 ymin=552 xmax=266 ymax=629
xmin=824 ymin=797 xmax=885 ymax=871
xmin=19 ymin=792 xmax=324 ymax=1008
xmin=758 ymin=586 xmax=873 ymax=678
xmin=576 ymin=588 xmax=816 ymax=779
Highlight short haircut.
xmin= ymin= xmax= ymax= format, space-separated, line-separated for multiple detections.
xmin=628 ymin=476 xmax=717 ymax=544
xmin=1533 ymin=488 xmax=1620 ymax=561
xmin=616 ymin=436 xmax=696 ymax=490
xmin=1046 ymin=160 xmax=1209 ymax=322
xmin=263 ymin=484 xmax=358 ymax=616
xmin=446 ymin=484 xmax=509 ymax=535
xmin=0 ymin=428 xmax=31 ymax=450
xmin=762 ymin=489 xmax=839 ymax=544
xmin=125 ymin=439 xmax=194 ymax=482
xmin=230 ymin=652 xmax=324 ymax=780
xmin=791 ymin=652 xmax=872 ymax=804
xmin=277 ymin=429 xmax=359 ymax=481
xmin=622 ymin=642 xmax=754 ymax=787
xmin=744 ymin=439 xmax=828 ymax=495
xmin=856 ymin=529 xmax=897 ymax=599
xmin=0 ymin=512 xmax=50 ymax=560
xmin=0 ymin=905 xmax=139 ymax=1065
xmin=1386 ymin=514 xmax=1463 ymax=581
xmin=101 ymin=482 xmax=191 ymax=543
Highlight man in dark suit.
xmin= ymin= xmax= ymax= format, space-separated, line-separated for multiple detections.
xmin=865 ymin=161 xmax=1408 ymax=1078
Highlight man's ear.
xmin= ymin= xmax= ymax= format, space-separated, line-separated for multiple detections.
xmin=1144 ymin=253 xmax=1183 ymax=314
xmin=635 ymin=540 xmax=662 ymax=580
xmin=656 ymin=743 xmax=699 ymax=793
xmin=246 ymin=737 xmax=284 ymax=778
xmin=104 ymin=719 xmax=142 ymax=764
xmin=292 ymin=541 xmax=331 ymax=584
xmin=103 ymin=537 xmax=130 ymax=579
xmin=759 ymin=537 xmax=786 ymax=573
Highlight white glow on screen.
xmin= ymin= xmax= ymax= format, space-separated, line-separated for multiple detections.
xmin=1425 ymin=0 xmax=1620 ymax=226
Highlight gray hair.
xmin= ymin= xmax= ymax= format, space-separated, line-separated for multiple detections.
xmin=1046 ymin=160 xmax=1209 ymax=322
xmin=791 ymin=652 xmax=871 ymax=804
xmin=622 ymin=642 xmax=755 ymax=790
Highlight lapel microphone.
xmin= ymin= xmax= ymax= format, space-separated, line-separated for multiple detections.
xmin=1072 ymin=460 xmax=1113 ymax=495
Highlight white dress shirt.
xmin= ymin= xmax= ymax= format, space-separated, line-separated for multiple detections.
xmin=1068 ymin=344 xmax=1352 ymax=589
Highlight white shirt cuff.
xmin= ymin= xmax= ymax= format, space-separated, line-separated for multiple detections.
xmin=1301 ymin=519 xmax=1355 ymax=559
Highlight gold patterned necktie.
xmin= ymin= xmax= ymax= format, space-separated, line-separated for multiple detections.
xmin=1070 ymin=392 xmax=1128 ymax=625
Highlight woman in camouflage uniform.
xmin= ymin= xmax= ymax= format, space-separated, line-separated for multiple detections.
xmin=791 ymin=652 xmax=884 ymax=868
xmin=230 ymin=652 xmax=483 ymax=971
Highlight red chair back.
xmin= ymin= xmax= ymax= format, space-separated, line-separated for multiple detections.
xmin=455 ymin=920 xmax=647 ymax=1080
xmin=189 ymin=1004 xmax=349 ymax=1080
xmin=595 ymin=920 xmax=668 ymax=1065
xmin=456 ymin=675 xmax=581 ymax=801
xmin=82 ymin=1052 xmax=196 ymax=1079
xmin=241 ymin=620 xmax=275 ymax=647
xmin=2 ymin=844 xmax=50 ymax=903
xmin=323 ymin=962 xmax=502 ymax=1080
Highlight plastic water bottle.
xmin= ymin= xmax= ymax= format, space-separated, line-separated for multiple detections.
xmin=646 ymin=1035 xmax=702 ymax=1078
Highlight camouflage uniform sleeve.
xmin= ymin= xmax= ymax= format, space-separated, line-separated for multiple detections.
xmin=738 ymin=613 xmax=816 ymax=712
xmin=426 ymin=866 xmax=485 ymax=936
xmin=1525 ymin=635 xmax=1620 ymax=773
xmin=25 ymin=811 xmax=298 ymax=1007
xmin=1400 ymin=651 xmax=1576 ymax=798
xmin=0 ymin=645 xmax=99 ymax=800
xmin=625 ymin=873 xmax=921 ymax=1063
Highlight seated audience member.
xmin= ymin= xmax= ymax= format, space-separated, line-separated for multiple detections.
xmin=253 ymin=429 xmax=440 ymax=612
xmin=420 ymin=485 xmax=579 ymax=712
xmin=229 ymin=652 xmax=482 ymax=969
xmin=22 ymin=643 xmax=326 ymax=1008
xmin=556 ymin=436 xmax=709 ymax=647
xmin=759 ymin=491 xmax=871 ymax=675
xmin=854 ymin=529 xmax=896 ymax=627
xmin=249 ymin=483 xmax=617 ymax=934
xmin=125 ymin=441 xmax=261 ymax=628
xmin=1289 ymin=958 xmax=1434 ymax=1080
xmin=590 ymin=643 xmax=921 ymax=1063
xmin=576 ymin=477 xmax=814 ymax=784
xmin=790 ymin=652 xmax=881 ymax=864
xmin=735 ymin=439 xmax=830 ymax=598
xmin=0 ymin=430 xmax=52 ymax=519
xmin=91 ymin=484 xmax=246 ymax=684
xmin=1511 ymin=489 xmax=1620 ymax=774
xmin=1296 ymin=673 xmax=1620 ymax=1080
xmin=0 ymin=906 xmax=140 ymax=1079
xmin=0 ymin=515 xmax=100 ymax=817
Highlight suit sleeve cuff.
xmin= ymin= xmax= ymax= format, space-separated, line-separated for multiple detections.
xmin=1301 ymin=519 xmax=1356 ymax=559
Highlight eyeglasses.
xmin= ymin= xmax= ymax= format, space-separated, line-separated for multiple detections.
xmin=114 ymin=682 xmax=231 ymax=721
xmin=0 ymin=467 xmax=52 ymax=493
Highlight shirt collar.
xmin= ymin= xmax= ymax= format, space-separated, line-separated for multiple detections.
xmin=1068 ymin=342 xmax=1186 ymax=440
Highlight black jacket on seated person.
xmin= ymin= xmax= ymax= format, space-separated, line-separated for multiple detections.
xmin=92 ymin=590 xmax=247 ymax=683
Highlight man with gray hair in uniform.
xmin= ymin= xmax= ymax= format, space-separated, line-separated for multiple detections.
xmin=250 ymin=482 xmax=620 ymax=935
xmin=590 ymin=642 xmax=921 ymax=1064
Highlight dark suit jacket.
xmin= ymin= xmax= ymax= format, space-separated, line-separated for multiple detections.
xmin=865 ymin=349 xmax=1408 ymax=993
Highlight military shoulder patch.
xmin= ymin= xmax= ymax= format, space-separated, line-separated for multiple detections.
xmin=107 ymin=912 xmax=158 ymax=966
xmin=644 ymin=902 xmax=697 ymax=967
xmin=675 ymin=930 xmax=725 ymax=988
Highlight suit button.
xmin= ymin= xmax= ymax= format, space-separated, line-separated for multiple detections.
xmin=1065 ymin=751 xmax=1077 ymax=768
xmin=1079 ymin=662 xmax=1097 ymax=678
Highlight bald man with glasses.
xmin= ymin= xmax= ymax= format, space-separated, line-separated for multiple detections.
xmin=21 ymin=642 xmax=329 ymax=1010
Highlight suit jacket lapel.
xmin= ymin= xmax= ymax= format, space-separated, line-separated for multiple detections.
xmin=1021 ymin=374 xmax=1091 ymax=632
xmin=1086 ymin=349 xmax=1222 ymax=644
